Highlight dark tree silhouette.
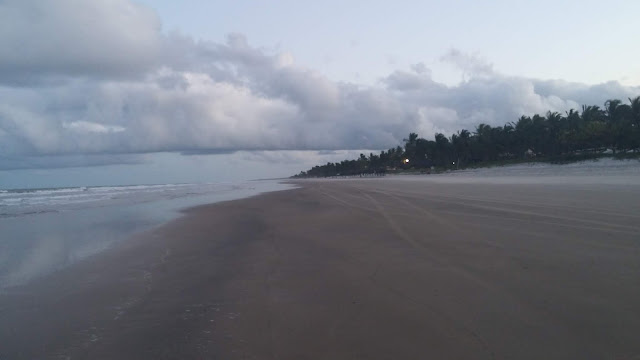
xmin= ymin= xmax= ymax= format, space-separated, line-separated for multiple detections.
xmin=293 ymin=97 xmax=640 ymax=178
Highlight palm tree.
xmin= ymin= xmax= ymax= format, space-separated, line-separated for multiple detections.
xmin=582 ymin=105 xmax=605 ymax=123
xmin=630 ymin=96 xmax=640 ymax=124
xmin=605 ymin=99 xmax=623 ymax=119
xmin=604 ymin=99 xmax=634 ymax=153
xmin=294 ymin=96 xmax=640 ymax=178
xmin=474 ymin=123 xmax=494 ymax=161
xmin=403 ymin=133 xmax=419 ymax=163
xmin=451 ymin=129 xmax=471 ymax=168
xmin=434 ymin=133 xmax=451 ymax=167
xmin=545 ymin=111 xmax=564 ymax=155
xmin=562 ymin=109 xmax=582 ymax=153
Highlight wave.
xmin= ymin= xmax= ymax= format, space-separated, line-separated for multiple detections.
xmin=0 ymin=209 xmax=59 ymax=218
xmin=0 ymin=182 xmax=240 ymax=218
xmin=0 ymin=183 xmax=193 ymax=196
xmin=0 ymin=186 xmax=88 ymax=195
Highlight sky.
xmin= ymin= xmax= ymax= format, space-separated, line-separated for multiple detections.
xmin=1 ymin=0 xmax=639 ymax=188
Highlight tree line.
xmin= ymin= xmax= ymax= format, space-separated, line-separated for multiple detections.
xmin=293 ymin=96 xmax=640 ymax=178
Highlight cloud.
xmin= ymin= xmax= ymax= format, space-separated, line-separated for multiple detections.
xmin=410 ymin=62 xmax=430 ymax=76
xmin=0 ymin=0 xmax=163 ymax=83
xmin=440 ymin=49 xmax=494 ymax=79
xmin=0 ymin=0 xmax=639 ymax=170
xmin=0 ymin=154 xmax=145 ymax=171
xmin=63 ymin=121 xmax=126 ymax=134
xmin=383 ymin=69 xmax=440 ymax=91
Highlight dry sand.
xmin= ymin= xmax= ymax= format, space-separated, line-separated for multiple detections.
xmin=1 ymin=178 xmax=640 ymax=359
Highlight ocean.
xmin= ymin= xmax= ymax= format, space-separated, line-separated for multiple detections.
xmin=0 ymin=181 xmax=293 ymax=289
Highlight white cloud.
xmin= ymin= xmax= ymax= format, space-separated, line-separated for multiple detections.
xmin=0 ymin=0 xmax=639 ymax=170
xmin=63 ymin=121 xmax=126 ymax=134
xmin=410 ymin=63 xmax=430 ymax=75
xmin=440 ymin=49 xmax=494 ymax=80
xmin=0 ymin=0 xmax=162 ymax=82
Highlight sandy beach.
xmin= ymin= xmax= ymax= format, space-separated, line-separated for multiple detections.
xmin=1 ymin=177 xmax=640 ymax=359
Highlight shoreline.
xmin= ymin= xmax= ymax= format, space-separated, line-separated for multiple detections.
xmin=1 ymin=179 xmax=640 ymax=359
xmin=0 ymin=180 xmax=296 ymax=290
xmin=294 ymin=156 xmax=640 ymax=181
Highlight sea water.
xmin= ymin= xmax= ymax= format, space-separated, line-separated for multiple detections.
xmin=0 ymin=181 xmax=293 ymax=289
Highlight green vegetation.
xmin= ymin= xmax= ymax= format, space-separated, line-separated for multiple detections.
xmin=292 ymin=96 xmax=640 ymax=178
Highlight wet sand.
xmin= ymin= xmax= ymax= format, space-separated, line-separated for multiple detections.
xmin=1 ymin=178 xmax=640 ymax=359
